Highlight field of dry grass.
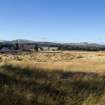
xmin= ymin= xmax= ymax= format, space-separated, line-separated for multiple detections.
xmin=0 ymin=51 xmax=105 ymax=73
xmin=1 ymin=51 xmax=105 ymax=105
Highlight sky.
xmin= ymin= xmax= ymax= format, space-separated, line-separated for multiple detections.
xmin=0 ymin=0 xmax=105 ymax=43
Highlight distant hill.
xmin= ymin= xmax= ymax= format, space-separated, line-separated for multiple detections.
xmin=1 ymin=39 xmax=60 ymax=47
xmin=1 ymin=39 xmax=104 ymax=46
xmin=11 ymin=39 xmax=35 ymax=44
xmin=0 ymin=39 xmax=105 ymax=51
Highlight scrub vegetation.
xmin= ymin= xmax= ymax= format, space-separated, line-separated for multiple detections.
xmin=0 ymin=51 xmax=105 ymax=105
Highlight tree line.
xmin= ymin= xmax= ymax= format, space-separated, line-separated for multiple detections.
xmin=0 ymin=42 xmax=105 ymax=51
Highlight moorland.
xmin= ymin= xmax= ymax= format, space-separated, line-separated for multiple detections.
xmin=1 ymin=51 xmax=105 ymax=105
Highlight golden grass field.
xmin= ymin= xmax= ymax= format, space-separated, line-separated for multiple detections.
xmin=0 ymin=51 xmax=105 ymax=74
xmin=1 ymin=51 xmax=105 ymax=105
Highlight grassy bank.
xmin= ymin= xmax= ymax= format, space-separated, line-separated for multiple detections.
xmin=0 ymin=64 xmax=105 ymax=105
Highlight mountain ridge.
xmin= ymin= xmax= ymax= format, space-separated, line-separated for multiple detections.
xmin=0 ymin=39 xmax=104 ymax=46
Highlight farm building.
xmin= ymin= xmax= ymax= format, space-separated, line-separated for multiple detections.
xmin=0 ymin=47 xmax=11 ymax=53
xmin=49 ymin=47 xmax=58 ymax=51
xmin=38 ymin=46 xmax=58 ymax=51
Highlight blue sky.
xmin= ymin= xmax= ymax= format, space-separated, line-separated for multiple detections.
xmin=0 ymin=0 xmax=105 ymax=43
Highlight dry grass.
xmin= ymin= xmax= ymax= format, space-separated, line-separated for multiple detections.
xmin=1 ymin=63 xmax=105 ymax=105
xmin=1 ymin=51 xmax=105 ymax=74
xmin=1 ymin=51 xmax=105 ymax=105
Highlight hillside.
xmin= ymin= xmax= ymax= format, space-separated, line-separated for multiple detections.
xmin=0 ymin=39 xmax=105 ymax=51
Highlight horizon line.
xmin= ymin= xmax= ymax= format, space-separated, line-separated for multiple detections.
xmin=0 ymin=39 xmax=105 ymax=45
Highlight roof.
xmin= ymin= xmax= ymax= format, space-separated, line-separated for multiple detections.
xmin=0 ymin=47 xmax=10 ymax=52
